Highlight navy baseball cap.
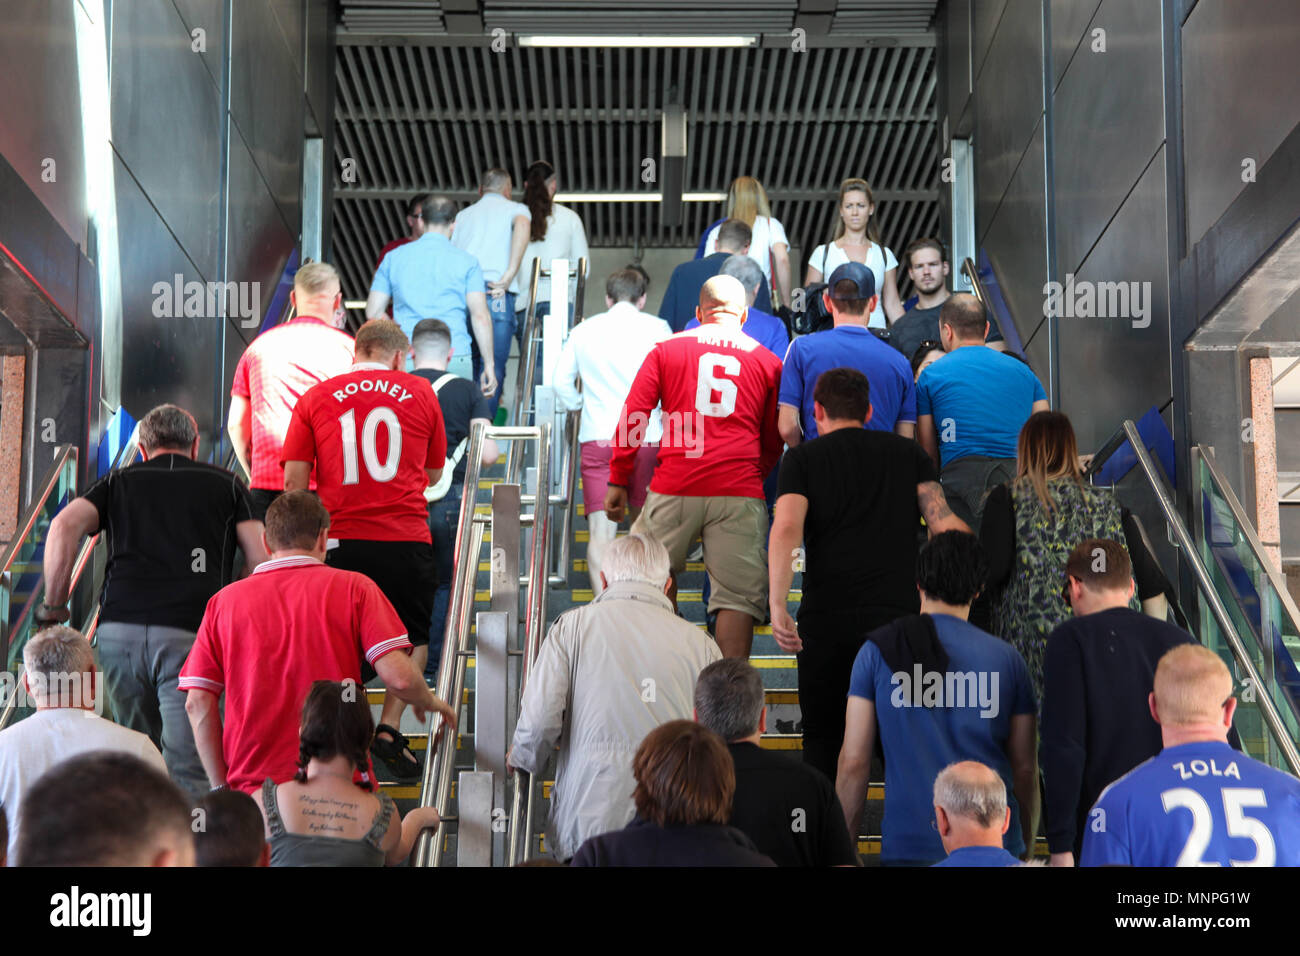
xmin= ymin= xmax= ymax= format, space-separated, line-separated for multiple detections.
xmin=827 ymin=262 xmax=877 ymax=300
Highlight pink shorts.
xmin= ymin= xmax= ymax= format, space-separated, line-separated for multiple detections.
xmin=581 ymin=441 xmax=659 ymax=518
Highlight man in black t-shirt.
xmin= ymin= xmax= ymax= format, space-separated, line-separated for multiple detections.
xmin=890 ymin=238 xmax=1004 ymax=364
xmin=410 ymin=319 xmax=500 ymax=674
xmin=38 ymin=404 xmax=267 ymax=799
xmin=694 ymin=659 xmax=859 ymax=866
xmin=769 ymin=367 xmax=968 ymax=781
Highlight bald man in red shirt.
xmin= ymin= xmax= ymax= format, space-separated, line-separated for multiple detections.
xmin=606 ymin=275 xmax=783 ymax=659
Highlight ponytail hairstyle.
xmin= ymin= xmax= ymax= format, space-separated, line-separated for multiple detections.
xmin=831 ymin=177 xmax=883 ymax=246
xmin=725 ymin=176 xmax=771 ymax=230
xmin=294 ymin=679 xmax=376 ymax=791
xmin=524 ymin=160 xmax=556 ymax=242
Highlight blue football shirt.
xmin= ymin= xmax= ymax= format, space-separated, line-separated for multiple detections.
xmin=779 ymin=326 xmax=916 ymax=441
xmin=931 ymin=845 xmax=1023 ymax=867
xmin=1081 ymin=740 xmax=1300 ymax=867
xmin=847 ymin=613 xmax=1037 ymax=863
xmin=915 ymin=346 xmax=1047 ymax=468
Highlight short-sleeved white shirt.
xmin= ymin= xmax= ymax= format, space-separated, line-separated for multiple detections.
xmin=704 ymin=215 xmax=789 ymax=284
xmin=807 ymin=240 xmax=898 ymax=329
xmin=0 ymin=709 xmax=166 ymax=861
xmin=513 ymin=203 xmax=590 ymax=305
xmin=452 ymin=192 xmax=532 ymax=284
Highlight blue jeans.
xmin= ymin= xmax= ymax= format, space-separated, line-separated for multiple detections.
xmin=425 ymin=484 xmax=463 ymax=681
xmin=472 ymin=289 xmax=516 ymax=417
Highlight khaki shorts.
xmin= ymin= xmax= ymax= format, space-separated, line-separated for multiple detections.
xmin=632 ymin=491 xmax=768 ymax=621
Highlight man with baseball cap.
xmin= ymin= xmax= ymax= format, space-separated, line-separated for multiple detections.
xmin=778 ymin=261 xmax=917 ymax=447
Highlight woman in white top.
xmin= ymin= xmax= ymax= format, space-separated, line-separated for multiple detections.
xmin=805 ymin=178 xmax=905 ymax=330
xmin=702 ymin=176 xmax=793 ymax=310
xmin=514 ymin=160 xmax=589 ymax=319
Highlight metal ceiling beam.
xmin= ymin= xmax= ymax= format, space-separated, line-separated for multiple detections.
xmin=336 ymin=106 xmax=937 ymax=122
xmin=336 ymin=32 xmax=937 ymax=47
xmin=335 ymin=188 xmax=940 ymax=202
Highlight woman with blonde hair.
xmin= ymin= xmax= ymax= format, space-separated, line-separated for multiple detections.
xmin=701 ymin=176 xmax=792 ymax=310
xmin=805 ymin=178 xmax=904 ymax=329
xmin=979 ymin=411 xmax=1169 ymax=701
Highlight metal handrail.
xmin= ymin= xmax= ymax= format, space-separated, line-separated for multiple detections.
xmin=1123 ymin=421 xmax=1300 ymax=773
xmin=960 ymin=257 xmax=987 ymax=310
xmin=1195 ymin=445 xmax=1300 ymax=708
xmin=548 ymin=410 xmax=582 ymax=587
xmin=0 ymin=445 xmax=77 ymax=581
xmin=508 ymin=422 xmax=551 ymax=865
xmin=1084 ymin=398 xmax=1175 ymax=480
xmin=415 ymin=418 xmax=489 ymax=867
xmin=415 ymin=420 xmax=555 ymax=866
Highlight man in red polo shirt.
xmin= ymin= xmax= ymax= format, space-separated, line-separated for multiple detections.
xmin=180 ymin=492 xmax=456 ymax=794
xmin=228 ymin=261 xmax=355 ymax=520
xmin=282 ymin=318 xmax=446 ymax=780
xmin=605 ymin=275 xmax=784 ymax=660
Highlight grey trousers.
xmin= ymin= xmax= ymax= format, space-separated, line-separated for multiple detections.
xmin=940 ymin=455 xmax=1017 ymax=536
xmin=96 ymin=622 xmax=208 ymax=799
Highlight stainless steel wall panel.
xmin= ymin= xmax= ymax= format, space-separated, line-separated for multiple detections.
xmin=1183 ymin=0 xmax=1300 ymax=245
xmin=973 ymin=0 xmax=1043 ymax=241
xmin=111 ymin=0 xmax=223 ymax=280
xmin=1049 ymin=0 xmax=1102 ymax=92
xmin=1052 ymin=0 xmax=1163 ymax=276
xmin=305 ymin=0 xmax=334 ymax=134
xmin=111 ymin=154 xmax=221 ymax=452
xmin=1058 ymin=150 xmax=1171 ymax=454
xmin=982 ymin=117 xmax=1050 ymax=378
xmin=231 ymin=0 xmax=305 ymax=234
xmin=943 ymin=0 xmax=973 ymax=136
xmin=171 ymin=0 xmax=226 ymax=93
xmin=270 ymin=0 xmax=307 ymax=79
xmin=0 ymin=0 xmax=89 ymax=251
xmin=971 ymin=0 xmax=1009 ymax=82
xmin=225 ymin=124 xmax=295 ymax=332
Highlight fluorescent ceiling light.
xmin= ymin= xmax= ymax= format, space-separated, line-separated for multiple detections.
xmin=555 ymin=192 xmax=727 ymax=203
xmin=518 ymin=35 xmax=757 ymax=48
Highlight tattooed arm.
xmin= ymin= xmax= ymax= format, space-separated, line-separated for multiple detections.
xmin=917 ymin=481 xmax=969 ymax=536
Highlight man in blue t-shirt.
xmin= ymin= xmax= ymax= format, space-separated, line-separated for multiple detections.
xmin=837 ymin=531 xmax=1039 ymax=865
xmin=1081 ymin=643 xmax=1300 ymax=867
xmin=915 ymin=293 xmax=1048 ymax=533
xmin=778 ymin=262 xmax=916 ymax=446
xmin=931 ymin=761 xmax=1023 ymax=867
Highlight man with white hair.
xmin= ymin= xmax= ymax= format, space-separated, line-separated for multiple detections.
xmin=607 ymin=274 xmax=784 ymax=659
xmin=507 ymin=533 xmax=721 ymax=861
xmin=1082 ymin=644 xmax=1300 ymax=867
xmin=0 ymin=626 xmax=165 ymax=862
xmin=39 ymin=403 xmax=267 ymax=798
xmin=932 ymin=761 xmax=1022 ymax=867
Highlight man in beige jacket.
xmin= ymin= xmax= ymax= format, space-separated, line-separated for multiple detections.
xmin=507 ymin=533 xmax=721 ymax=860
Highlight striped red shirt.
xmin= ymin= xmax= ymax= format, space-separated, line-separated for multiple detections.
xmin=178 ymin=555 xmax=411 ymax=794
xmin=231 ymin=316 xmax=355 ymax=490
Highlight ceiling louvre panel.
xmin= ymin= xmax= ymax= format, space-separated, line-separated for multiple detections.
xmin=332 ymin=3 xmax=941 ymax=300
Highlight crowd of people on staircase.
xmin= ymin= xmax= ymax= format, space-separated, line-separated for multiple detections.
xmin=2 ymin=168 xmax=1297 ymax=869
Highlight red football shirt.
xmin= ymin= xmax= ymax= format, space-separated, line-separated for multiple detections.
xmin=178 ymin=555 xmax=412 ymax=794
xmin=376 ymin=236 xmax=414 ymax=270
xmin=231 ymin=316 xmax=355 ymax=490
xmin=610 ymin=323 xmax=783 ymax=499
xmin=281 ymin=363 xmax=447 ymax=542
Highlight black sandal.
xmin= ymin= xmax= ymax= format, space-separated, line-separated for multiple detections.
xmin=371 ymin=723 xmax=422 ymax=780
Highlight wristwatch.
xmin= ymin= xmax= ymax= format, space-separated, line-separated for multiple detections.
xmin=35 ymin=603 xmax=69 ymax=624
